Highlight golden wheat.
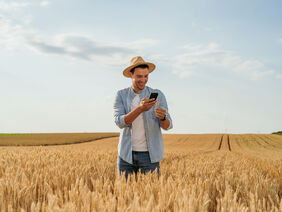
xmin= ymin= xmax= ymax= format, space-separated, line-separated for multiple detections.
xmin=0 ymin=134 xmax=281 ymax=211
xmin=0 ymin=133 xmax=119 ymax=146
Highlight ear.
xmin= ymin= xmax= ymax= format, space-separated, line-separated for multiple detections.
xmin=129 ymin=72 xmax=133 ymax=78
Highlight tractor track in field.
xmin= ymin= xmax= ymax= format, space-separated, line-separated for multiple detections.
xmin=227 ymin=135 xmax=231 ymax=151
xmin=218 ymin=135 xmax=223 ymax=150
xmin=218 ymin=134 xmax=231 ymax=151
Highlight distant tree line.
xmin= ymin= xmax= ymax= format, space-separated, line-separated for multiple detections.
xmin=272 ymin=131 xmax=282 ymax=135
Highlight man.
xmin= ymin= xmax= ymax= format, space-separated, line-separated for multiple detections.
xmin=113 ymin=56 xmax=173 ymax=180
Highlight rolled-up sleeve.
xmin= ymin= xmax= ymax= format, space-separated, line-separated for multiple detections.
xmin=113 ymin=91 xmax=131 ymax=129
xmin=158 ymin=90 xmax=173 ymax=130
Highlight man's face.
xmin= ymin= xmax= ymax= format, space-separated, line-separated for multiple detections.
xmin=130 ymin=67 xmax=149 ymax=91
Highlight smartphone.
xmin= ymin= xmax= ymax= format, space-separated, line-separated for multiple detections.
xmin=149 ymin=92 xmax=158 ymax=101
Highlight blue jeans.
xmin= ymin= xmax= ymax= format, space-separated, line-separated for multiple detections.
xmin=117 ymin=151 xmax=160 ymax=181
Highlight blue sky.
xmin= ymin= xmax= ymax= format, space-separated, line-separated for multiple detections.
xmin=1 ymin=0 xmax=282 ymax=134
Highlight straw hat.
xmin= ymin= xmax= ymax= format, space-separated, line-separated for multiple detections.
xmin=123 ymin=56 xmax=155 ymax=78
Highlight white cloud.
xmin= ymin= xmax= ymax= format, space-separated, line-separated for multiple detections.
xmin=0 ymin=1 xmax=30 ymax=11
xmin=251 ymin=69 xmax=275 ymax=80
xmin=25 ymin=33 xmax=158 ymax=67
xmin=0 ymin=4 xmax=158 ymax=68
xmin=0 ymin=2 xmax=277 ymax=78
xmin=0 ymin=0 xmax=34 ymax=49
xmin=0 ymin=16 xmax=27 ymax=49
xmin=40 ymin=1 xmax=50 ymax=7
xmin=172 ymin=43 xmax=276 ymax=80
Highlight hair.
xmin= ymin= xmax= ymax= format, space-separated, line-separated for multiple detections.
xmin=130 ymin=64 xmax=149 ymax=75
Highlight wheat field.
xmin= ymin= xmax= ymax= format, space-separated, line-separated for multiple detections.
xmin=0 ymin=133 xmax=281 ymax=211
xmin=0 ymin=133 xmax=119 ymax=146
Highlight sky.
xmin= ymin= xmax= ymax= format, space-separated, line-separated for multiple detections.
xmin=1 ymin=0 xmax=282 ymax=134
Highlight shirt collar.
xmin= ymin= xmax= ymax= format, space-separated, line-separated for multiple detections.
xmin=130 ymin=86 xmax=147 ymax=97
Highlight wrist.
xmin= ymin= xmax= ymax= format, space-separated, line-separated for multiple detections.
xmin=137 ymin=106 xmax=144 ymax=113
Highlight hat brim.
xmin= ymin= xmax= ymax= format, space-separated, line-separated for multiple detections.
xmin=123 ymin=62 xmax=155 ymax=78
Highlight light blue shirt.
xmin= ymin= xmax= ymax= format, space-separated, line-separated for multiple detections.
xmin=113 ymin=86 xmax=173 ymax=164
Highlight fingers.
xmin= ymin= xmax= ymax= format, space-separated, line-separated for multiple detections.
xmin=157 ymin=101 xmax=160 ymax=108
xmin=143 ymin=98 xmax=154 ymax=103
xmin=140 ymin=98 xmax=157 ymax=111
xmin=155 ymin=108 xmax=166 ymax=119
xmin=148 ymin=98 xmax=157 ymax=103
xmin=144 ymin=99 xmax=157 ymax=105
xmin=156 ymin=110 xmax=166 ymax=116
xmin=156 ymin=113 xmax=165 ymax=120
xmin=155 ymin=107 xmax=165 ymax=113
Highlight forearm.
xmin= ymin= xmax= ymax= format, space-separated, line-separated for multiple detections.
xmin=124 ymin=106 xmax=143 ymax=125
xmin=160 ymin=118 xmax=170 ymax=130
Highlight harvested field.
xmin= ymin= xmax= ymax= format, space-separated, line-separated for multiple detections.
xmin=0 ymin=133 xmax=281 ymax=211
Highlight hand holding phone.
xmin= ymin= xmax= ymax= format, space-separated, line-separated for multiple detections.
xmin=139 ymin=98 xmax=157 ymax=111
xmin=149 ymin=92 xmax=158 ymax=101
